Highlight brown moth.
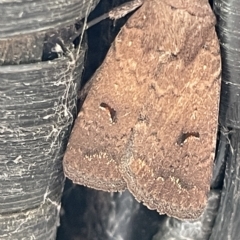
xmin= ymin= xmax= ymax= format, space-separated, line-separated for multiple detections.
xmin=64 ymin=0 xmax=221 ymax=219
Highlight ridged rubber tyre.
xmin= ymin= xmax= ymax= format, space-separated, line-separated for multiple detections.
xmin=0 ymin=0 xmax=99 ymax=38
xmin=0 ymin=201 xmax=60 ymax=240
xmin=209 ymin=0 xmax=240 ymax=239
xmin=0 ymin=54 xmax=84 ymax=214
xmin=0 ymin=0 xmax=99 ymax=239
xmin=0 ymin=49 xmax=84 ymax=239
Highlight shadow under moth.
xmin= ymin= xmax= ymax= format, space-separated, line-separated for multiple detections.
xmin=63 ymin=0 xmax=221 ymax=219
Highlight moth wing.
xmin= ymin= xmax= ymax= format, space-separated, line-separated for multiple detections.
xmin=63 ymin=5 xmax=148 ymax=191
xmin=118 ymin=0 xmax=221 ymax=219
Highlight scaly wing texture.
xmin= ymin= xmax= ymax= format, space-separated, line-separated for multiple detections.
xmin=64 ymin=0 xmax=221 ymax=219
xmin=118 ymin=0 xmax=221 ymax=219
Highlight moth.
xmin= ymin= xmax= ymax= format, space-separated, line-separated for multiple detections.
xmin=64 ymin=0 xmax=221 ymax=219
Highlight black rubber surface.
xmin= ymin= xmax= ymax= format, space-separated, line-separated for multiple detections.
xmin=0 ymin=52 xmax=84 ymax=214
xmin=209 ymin=1 xmax=240 ymax=239
xmin=0 ymin=1 xmax=100 ymax=239
xmin=0 ymin=201 xmax=60 ymax=240
xmin=0 ymin=0 xmax=98 ymax=39
xmin=154 ymin=190 xmax=221 ymax=240
xmin=58 ymin=183 xmax=165 ymax=240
